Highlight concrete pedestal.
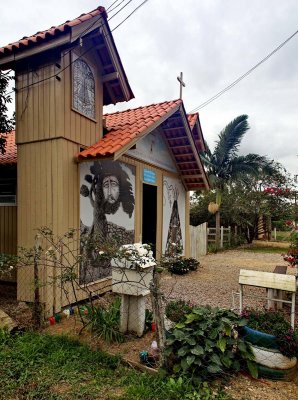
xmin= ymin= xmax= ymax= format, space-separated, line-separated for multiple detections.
xmin=120 ymin=294 xmax=147 ymax=337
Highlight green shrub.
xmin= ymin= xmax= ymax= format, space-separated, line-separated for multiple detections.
xmin=165 ymin=300 xmax=193 ymax=323
xmin=163 ymin=257 xmax=200 ymax=275
xmin=165 ymin=306 xmax=256 ymax=382
xmin=183 ymin=258 xmax=200 ymax=271
xmin=85 ymin=297 xmax=124 ymax=343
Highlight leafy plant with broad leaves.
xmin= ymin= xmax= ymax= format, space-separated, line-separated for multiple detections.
xmin=165 ymin=306 xmax=257 ymax=382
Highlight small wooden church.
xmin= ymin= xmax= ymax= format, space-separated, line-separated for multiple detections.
xmin=0 ymin=6 xmax=209 ymax=315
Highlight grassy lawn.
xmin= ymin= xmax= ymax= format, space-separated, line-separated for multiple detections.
xmin=0 ymin=331 xmax=229 ymax=400
xmin=275 ymin=230 xmax=291 ymax=242
xmin=242 ymin=246 xmax=287 ymax=254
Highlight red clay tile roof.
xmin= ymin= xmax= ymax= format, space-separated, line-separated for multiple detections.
xmin=0 ymin=131 xmax=17 ymax=165
xmin=0 ymin=7 xmax=107 ymax=57
xmin=187 ymin=112 xmax=206 ymax=153
xmin=187 ymin=113 xmax=198 ymax=130
xmin=78 ymin=99 xmax=182 ymax=159
xmin=78 ymin=100 xmax=210 ymax=190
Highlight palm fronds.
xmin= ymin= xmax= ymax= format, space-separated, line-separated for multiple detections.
xmin=213 ymin=115 xmax=249 ymax=167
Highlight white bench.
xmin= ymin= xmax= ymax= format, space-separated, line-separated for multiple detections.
xmin=239 ymin=269 xmax=297 ymax=328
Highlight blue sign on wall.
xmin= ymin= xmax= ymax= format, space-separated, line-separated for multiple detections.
xmin=143 ymin=168 xmax=156 ymax=185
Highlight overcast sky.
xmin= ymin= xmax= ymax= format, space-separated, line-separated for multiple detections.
xmin=1 ymin=0 xmax=297 ymax=176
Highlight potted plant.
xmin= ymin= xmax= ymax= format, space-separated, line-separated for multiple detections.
xmin=242 ymin=308 xmax=298 ymax=380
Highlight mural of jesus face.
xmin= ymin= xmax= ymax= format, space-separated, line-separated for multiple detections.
xmin=102 ymin=175 xmax=120 ymax=204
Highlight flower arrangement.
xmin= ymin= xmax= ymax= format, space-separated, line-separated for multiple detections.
xmin=116 ymin=243 xmax=156 ymax=269
xmin=242 ymin=308 xmax=298 ymax=359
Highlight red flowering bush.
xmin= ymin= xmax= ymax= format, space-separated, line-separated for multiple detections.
xmin=282 ymin=220 xmax=298 ymax=270
xmin=264 ymin=187 xmax=291 ymax=195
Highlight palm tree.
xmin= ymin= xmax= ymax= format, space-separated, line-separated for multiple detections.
xmin=200 ymin=115 xmax=277 ymax=248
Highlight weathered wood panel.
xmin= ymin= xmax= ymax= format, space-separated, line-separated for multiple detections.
xmin=190 ymin=223 xmax=207 ymax=259
xmin=239 ymin=269 xmax=296 ymax=292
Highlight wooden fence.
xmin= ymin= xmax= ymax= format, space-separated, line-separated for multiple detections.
xmin=207 ymin=226 xmax=231 ymax=248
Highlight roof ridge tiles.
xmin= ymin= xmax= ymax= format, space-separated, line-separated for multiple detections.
xmin=103 ymin=98 xmax=181 ymax=117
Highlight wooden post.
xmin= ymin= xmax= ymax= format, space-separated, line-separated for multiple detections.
xmin=274 ymin=227 xmax=277 ymax=241
xmin=220 ymin=226 xmax=224 ymax=248
xmin=33 ymin=235 xmax=42 ymax=328
xmin=291 ymin=292 xmax=296 ymax=328
xmin=215 ymin=211 xmax=220 ymax=249
xmin=151 ymin=267 xmax=166 ymax=366
xmin=239 ymin=284 xmax=243 ymax=314
xmin=228 ymin=226 xmax=231 ymax=246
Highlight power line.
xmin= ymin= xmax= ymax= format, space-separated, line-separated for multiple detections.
xmin=107 ymin=0 xmax=121 ymax=11
xmin=108 ymin=0 xmax=134 ymax=21
xmin=108 ymin=0 xmax=127 ymax=13
xmin=112 ymin=0 xmax=148 ymax=31
xmin=189 ymin=28 xmax=298 ymax=113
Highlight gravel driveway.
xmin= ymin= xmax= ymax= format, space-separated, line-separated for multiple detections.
xmin=161 ymin=250 xmax=293 ymax=310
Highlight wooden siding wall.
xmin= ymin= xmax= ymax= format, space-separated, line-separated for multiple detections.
xmin=17 ymin=139 xmax=81 ymax=313
xmin=16 ymin=48 xmax=103 ymax=147
xmin=0 ymin=206 xmax=17 ymax=282
xmin=15 ymin=43 xmax=105 ymax=315
xmin=0 ymin=206 xmax=17 ymax=255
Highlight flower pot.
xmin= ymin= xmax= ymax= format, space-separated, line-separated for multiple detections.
xmin=250 ymin=345 xmax=297 ymax=370
xmin=257 ymin=364 xmax=298 ymax=381
xmin=243 ymin=326 xmax=297 ymax=380
xmin=243 ymin=326 xmax=278 ymax=349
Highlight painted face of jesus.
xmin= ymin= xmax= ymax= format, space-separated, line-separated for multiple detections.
xmin=102 ymin=175 xmax=120 ymax=204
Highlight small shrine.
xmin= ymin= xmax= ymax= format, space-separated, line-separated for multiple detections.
xmin=0 ymin=6 xmax=209 ymax=316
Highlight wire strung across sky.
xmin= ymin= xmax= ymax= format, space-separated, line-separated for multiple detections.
xmin=189 ymin=28 xmax=298 ymax=113
xmin=5 ymin=0 xmax=149 ymax=95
